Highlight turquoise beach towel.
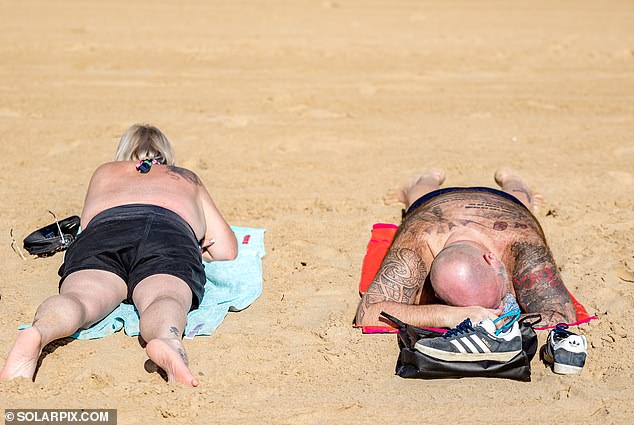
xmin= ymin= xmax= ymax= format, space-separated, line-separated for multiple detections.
xmin=20 ymin=226 xmax=265 ymax=340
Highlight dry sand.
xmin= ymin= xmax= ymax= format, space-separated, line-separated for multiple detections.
xmin=1 ymin=0 xmax=633 ymax=423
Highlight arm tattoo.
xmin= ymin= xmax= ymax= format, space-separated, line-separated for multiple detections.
xmin=169 ymin=326 xmax=181 ymax=338
xmin=166 ymin=165 xmax=202 ymax=186
xmin=357 ymin=247 xmax=427 ymax=323
xmin=511 ymin=241 xmax=576 ymax=324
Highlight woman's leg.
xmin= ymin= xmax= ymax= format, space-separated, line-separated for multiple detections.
xmin=1 ymin=270 xmax=126 ymax=380
xmin=132 ymin=274 xmax=198 ymax=387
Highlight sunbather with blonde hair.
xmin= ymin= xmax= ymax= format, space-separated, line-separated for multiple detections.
xmin=1 ymin=124 xmax=237 ymax=386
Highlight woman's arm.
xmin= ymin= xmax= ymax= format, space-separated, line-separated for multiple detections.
xmin=198 ymin=185 xmax=237 ymax=262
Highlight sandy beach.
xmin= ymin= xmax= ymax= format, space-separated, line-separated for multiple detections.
xmin=1 ymin=0 xmax=633 ymax=423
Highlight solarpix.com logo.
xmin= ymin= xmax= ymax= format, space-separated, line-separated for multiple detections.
xmin=5 ymin=409 xmax=117 ymax=424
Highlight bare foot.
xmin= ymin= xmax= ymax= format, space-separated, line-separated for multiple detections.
xmin=0 ymin=327 xmax=43 ymax=381
xmin=494 ymin=167 xmax=543 ymax=213
xmin=145 ymin=338 xmax=199 ymax=387
xmin=398 ymin=168 xmax=446 ymax=206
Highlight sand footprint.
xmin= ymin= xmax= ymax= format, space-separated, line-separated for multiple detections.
xmin=617 ymin=258 xmax=634 ymax=283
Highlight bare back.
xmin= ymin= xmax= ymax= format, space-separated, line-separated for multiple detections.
xmin=82 ymin=162 xmax=207 ymax=240
xmin=397 ymin=190 xmax=545 ymax=272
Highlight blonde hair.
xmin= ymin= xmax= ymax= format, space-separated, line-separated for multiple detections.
xmin=114 ymin=124 xmax=176 ymax=165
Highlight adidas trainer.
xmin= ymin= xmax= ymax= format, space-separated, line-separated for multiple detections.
xmin=542 ymin=323 xmax=587 ymax=375
xmin=414 ymin=318 xmax=522 ymax=362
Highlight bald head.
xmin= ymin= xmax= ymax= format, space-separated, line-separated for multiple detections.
xmin=430 ymin=242 xmax=505 ymax=308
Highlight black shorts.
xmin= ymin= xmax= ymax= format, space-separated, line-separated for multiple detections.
xmin=404 ymin=187 xmax=527 ymax=218
xmin=58 ymin=204 xmax=206 ymax=311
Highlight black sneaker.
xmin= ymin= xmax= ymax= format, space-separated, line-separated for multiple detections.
xmin=542 ymin=323 xmax=587 ymax=375
xmin=414 ymin=318 xmax=522 ymax=362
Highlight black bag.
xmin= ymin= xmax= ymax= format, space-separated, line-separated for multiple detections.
xmin=23 ymin=215 xmax=81 ymax=257
xmin=381 ymin=312 xmax=541 ymax=382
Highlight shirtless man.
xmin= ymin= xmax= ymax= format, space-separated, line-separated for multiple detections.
xmin=1 ymin=124 xmax=237 ymax=386
xmin=356 ymin=168 xmax=577 ymax=329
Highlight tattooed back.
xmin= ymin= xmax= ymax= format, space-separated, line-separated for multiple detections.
xmin=396 ymin=190 xmax=545 ymax=271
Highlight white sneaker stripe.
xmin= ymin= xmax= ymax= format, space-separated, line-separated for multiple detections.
xmin=450 ymin=340 xmax=467 ymax=353
xmin=460 ymin=337 xmax=479 ymax=353
xmin=470 ymin=335 xmax=491 ymax=353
